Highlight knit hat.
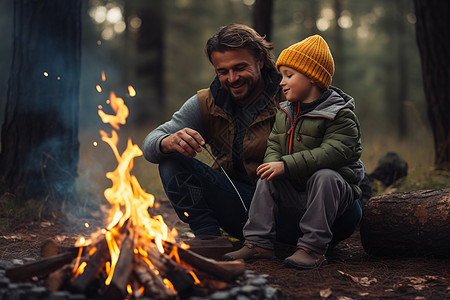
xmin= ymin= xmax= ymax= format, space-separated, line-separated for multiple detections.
xmin=276 ymin=35 xmax=334 ymax=90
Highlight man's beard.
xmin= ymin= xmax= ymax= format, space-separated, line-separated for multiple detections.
xmin=228 ymin=77 xmax=261 ymax=101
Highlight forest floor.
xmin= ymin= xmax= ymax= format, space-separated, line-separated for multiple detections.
xmin=0 ymin=196 xmax=449 ymax=300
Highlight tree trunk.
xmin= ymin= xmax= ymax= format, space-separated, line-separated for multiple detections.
xmin=396 ymin=1 xmax=407 ymax=140
xmin=414 ymin=0 xmax=450 ymax=170
xmin=360 ymin=189 xmax=450 ymax=257
xmin=0 ymin=0 xmax=81 ymax=205
xmin=253 ymin=0 xmax=273 ymax=41
xmin=131 ymin=1 xmax=165 ymax=120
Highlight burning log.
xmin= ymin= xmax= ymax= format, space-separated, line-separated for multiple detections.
xmin=134 ymin=262 xmax=178 ymax=299
xmin=100 ymin=229 xmax=136 ymax=300
xmin=164 ymin=241 xmax=245 ymax=282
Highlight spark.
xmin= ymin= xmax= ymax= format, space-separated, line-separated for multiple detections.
xmin=128 ymin=85 xmax=136 ymax=97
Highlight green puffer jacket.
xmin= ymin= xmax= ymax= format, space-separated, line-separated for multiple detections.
xmin=265 ymin=86 xmax=364 ymax=199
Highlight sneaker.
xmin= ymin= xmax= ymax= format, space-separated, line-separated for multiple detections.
xmin=283 ymin=246 xmax=328 ymax=269
xmin=222 ymin=243 xmax=275 ymax=261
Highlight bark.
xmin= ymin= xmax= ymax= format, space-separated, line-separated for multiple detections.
xmin=0 ymin=0 xmax=81 ymax=203
xmin=414 ymin=0 xmax=450 ymax=170
xmin=360 ymin=189 xmax=450 ymax=257
xmin=252 ymin=0 xmax=273 ymax=41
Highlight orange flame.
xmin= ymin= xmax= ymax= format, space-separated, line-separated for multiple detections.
xmin=93 ymin=85 xmax=180 ymax=289
xmin=98 ymin=92 xmax=129 ymax=130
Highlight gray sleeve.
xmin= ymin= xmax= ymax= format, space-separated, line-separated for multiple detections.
xmin=142 ymin=94 xmax=206 ymax=163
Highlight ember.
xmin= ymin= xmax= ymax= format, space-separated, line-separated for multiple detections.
xmin=4 ymin=84 xmax=250 ymax=299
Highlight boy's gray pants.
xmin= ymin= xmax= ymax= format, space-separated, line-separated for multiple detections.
xmin=243 ymin=169 xmax=354 ymax=254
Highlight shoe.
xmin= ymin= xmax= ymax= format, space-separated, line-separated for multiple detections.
xmin=222 ymin=243 xmax=275 ymax=261
xmin=283 ymin=246 xmax=328 ymax=269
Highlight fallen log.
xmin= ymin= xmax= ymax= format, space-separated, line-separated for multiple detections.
xmin=360 ymin=188 xmax=450 ymax=257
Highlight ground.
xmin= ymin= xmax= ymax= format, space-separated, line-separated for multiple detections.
xmin=0 ymin=198 xmax=449 ymax=300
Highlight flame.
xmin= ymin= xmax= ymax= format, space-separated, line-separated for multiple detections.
xmin=91 ymin=85 xmax=182 ymax=291
xmin=98 ymin=92 xmax=128 ymax=130
xmin=101 ymin=70 xmax=106 ymax=82
xmin=96 ymin=85 xmax=102 ymax=93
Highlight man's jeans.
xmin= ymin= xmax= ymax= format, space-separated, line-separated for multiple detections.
xmin=158 ymin=153 xmax=255 ymax=239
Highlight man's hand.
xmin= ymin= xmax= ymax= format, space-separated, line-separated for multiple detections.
xmin=160 ymin=128 xmax=205 ymax=158
xmin=256 ymin=162 xmax=285 ymax=181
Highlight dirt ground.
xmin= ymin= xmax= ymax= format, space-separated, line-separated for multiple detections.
xmin=1 ymin=198 xmax=449 ymax=300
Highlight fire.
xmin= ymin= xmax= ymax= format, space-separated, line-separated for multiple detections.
xmin=73 ymin=80 xmax=190 ymax=295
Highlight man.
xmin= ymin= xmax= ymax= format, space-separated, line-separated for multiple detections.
xmin=143 ymin=24 xmax=284 ymax=239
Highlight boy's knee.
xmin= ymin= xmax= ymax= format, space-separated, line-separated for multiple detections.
xmin=310 ymin=169 xmax=340 ymax=183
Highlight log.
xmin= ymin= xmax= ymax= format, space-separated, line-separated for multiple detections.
xmin=360 ymin=188 xmax=450 ymax=257
xmin=142 ymin=241 xmax=197 ymax=297
xmin=134 ymin=262 xmax=178 ymax=300
xmin=5 ymin=249 xmax=79 ymax=282
xmin=164 ymin=241 xmax=245 ymax=282
xmin=101 ymin=230 xmax=136 ymax=300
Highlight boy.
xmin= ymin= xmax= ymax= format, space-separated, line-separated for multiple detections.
xmin=222 ymin=35 xmax=365 ymax=269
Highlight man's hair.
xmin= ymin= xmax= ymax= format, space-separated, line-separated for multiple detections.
xmin=205 ymin=24 xmax=275 ymax=71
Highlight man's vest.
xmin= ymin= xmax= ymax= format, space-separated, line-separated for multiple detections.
xmin=197 ymin=88 xmax=282 ymax=184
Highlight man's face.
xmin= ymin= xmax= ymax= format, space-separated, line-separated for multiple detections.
xmin=211 ymin=48 xmax=264 ymax=101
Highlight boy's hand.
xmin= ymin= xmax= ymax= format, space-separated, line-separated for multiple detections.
xmin=256 ymin=162 xmax=285 ymax=181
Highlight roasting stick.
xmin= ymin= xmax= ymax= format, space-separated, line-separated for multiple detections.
xmin=201 ymin=145 xmax=248 ymax=214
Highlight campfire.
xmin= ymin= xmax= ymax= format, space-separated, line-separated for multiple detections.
xmin=4 ymin=85 xmax=245 ymax=299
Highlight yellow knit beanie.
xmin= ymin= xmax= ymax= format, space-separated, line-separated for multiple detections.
xmin=276 ymin=35 xmax=334 ymax=90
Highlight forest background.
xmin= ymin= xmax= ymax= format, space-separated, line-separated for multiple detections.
xmin=0 ymin=0 xmax=443 ymax=209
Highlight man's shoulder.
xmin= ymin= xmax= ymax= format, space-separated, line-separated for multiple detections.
xmin=197 ymin=88 xmax=211 ymax=101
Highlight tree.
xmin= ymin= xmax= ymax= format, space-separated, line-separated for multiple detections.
xmin=253 ymin=0 xmax=273 ymax=41
xmin=414 ymin=0 xmax=450 ymax=170
xmin=0 ymin=0 xmax=81 ymax=206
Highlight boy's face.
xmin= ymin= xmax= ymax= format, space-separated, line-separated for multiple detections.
xmin=211 ymin=48 xmax=264 ymax=101
xmin=279 ymin=66 xmax=319 ymax=103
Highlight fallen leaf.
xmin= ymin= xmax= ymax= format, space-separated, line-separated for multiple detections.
xmin=320 ymin=287 xmax=332 ymax=298
xmin=338 ymin=270 xmax=377 ymax=287
xmin=40 ymin=221 xmax=53 ymax=227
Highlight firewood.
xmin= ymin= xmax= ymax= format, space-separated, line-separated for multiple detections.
xmin=164 ymin=241 xmax=245 ymax=282
xmin=70 ymin=238 xmax=109 ymax=292
xmin=41 ymin=238 xmax=60 ymax=258
xmin=5 ymin=249 xmax=79 ymax=282
xmin=134 ymin=262 xmax=177 ymax=300
xmin=70 ymin=219 xmax=132 ymax=293
xmin=142 ymin=241 xmax=197 ymax=297
xmin=45 ymin=264 xmax=73 ymax=292
xmin=100 ymin=230 xmax=136 ymax=300
xmin=360 ymin=188 xmax=450 ymax=257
